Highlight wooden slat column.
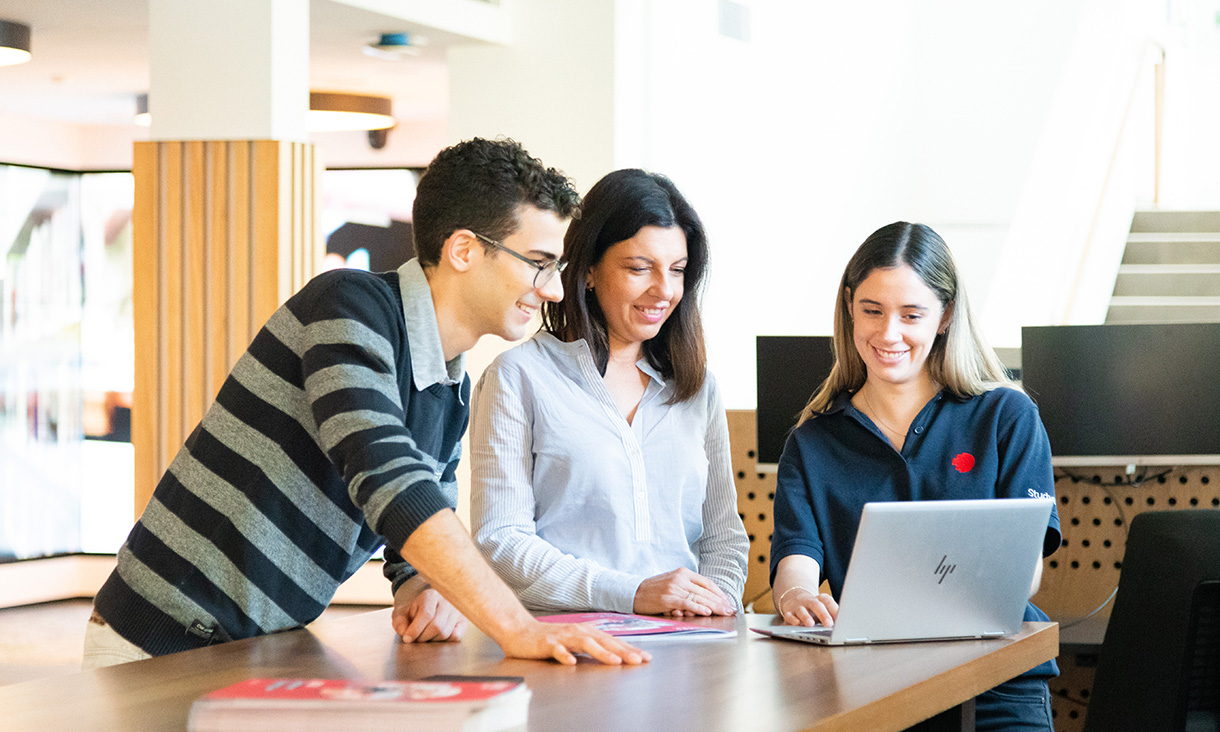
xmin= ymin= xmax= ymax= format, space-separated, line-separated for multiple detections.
xmin=132 ymin=140 xmax=319 ymax=516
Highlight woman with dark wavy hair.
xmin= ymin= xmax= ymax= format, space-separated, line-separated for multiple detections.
xmin=770 ymin=222 xmax=1061 ymax=731
xmin=470 ymin=169 xmax=748 ymax=617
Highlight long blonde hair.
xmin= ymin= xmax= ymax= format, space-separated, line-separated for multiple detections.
xmin=798 ymin=222 xmax=1013 ymax=425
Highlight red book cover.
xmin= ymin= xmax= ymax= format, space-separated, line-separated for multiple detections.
xmin=201 ymin=678 xmax=520 ymax=704
xmin=188 ymin=677 xmax=530 ymax=732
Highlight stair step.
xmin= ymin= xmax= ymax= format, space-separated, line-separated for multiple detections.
xmin=1126 ymin=232 xmax=1220 ymax=243
xmin=1130 ymin=211 xmax=1220 ymax=233
xmin=1108 ymin=213 xmax=1220 ymax=324
xmin=1105 ymin=307 xmax=1220 ymax=323
xmin=1110 ymin=296 xmax=1220 ymax=305
xmin=1118 ymin=264 xmax=1220 ymax=274
xmin=1121 ymin=239 xmax=1220 ymax=265
xmin=1114 ymin=266 xmax=1220 ymax=297
xmin=1106 ymin=297 xmax=1220 ymax=325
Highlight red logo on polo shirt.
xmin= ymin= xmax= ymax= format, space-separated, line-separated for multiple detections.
xmin=951 ymin=453 xmax=975 ymax=473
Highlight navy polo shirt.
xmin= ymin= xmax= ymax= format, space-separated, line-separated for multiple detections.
xmin=770 ymin=385 xmax=1061 ymax=678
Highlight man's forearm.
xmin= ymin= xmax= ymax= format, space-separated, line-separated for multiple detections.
xmin=396 ymin=510 xmax=536 ymax=643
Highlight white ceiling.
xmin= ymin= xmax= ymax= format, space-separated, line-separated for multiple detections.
xmin=0 ymin=0 xmax=457 ymax=127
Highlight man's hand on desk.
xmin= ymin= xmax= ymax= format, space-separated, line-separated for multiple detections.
xmin=392 ymin=578 xmax=469 ymax=642
xmin=393 ymin=511 xmax=647 ymax=666
xmin=496 ymin=620 xmax=652 ymax=667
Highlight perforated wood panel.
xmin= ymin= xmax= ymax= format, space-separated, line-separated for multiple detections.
xmin=727 ymin=410 xmax=778 ymax=612
xmin=1035 ymin=466 xmax=1220 ymax=620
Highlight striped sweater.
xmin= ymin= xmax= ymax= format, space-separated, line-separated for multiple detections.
xmin=94 ymin=260 xmax=469 ymax=656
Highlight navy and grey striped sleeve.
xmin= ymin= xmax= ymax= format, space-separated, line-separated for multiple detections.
xmin=290 ymin=273 xmax=451 ymax=553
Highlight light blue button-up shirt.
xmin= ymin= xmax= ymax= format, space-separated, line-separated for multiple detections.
xmin=470 ymin=332 xmax=748 ymax=614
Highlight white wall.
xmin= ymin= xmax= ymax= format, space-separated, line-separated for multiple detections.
xmin=615 ymin=0 xmax=1170 ymax=407
xmin=1159 ymin=0 xmax=1220 ymax=207
xmin=627 ymin=1 xmax=926 ymax=408
xmin=984 ymin=0 xmax=1163 ymax=343
xmin=447 ymin=0 xmax=618 ymax=192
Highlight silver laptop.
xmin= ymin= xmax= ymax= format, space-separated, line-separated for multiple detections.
xmin=753 ymin=498 xmax=1054 ymax=646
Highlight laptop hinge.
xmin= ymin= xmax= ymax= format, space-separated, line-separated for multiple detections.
xmin=982 ymin=631 xmax=1006 ymax=638
xmin=845 ymin=637 xmax=870 ymax=644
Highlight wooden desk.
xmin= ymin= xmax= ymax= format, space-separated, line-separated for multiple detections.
xmin=0 ymin=612 xmax=1057 ymax=732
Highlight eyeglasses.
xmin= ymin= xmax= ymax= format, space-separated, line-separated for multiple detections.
xmin=472 ymin=232 xmax=568 ymax=289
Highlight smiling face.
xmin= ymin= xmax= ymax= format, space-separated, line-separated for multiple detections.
xmin=849 ymin=264 xmax=952 ymax=390
xmin=473 ymin=205 xmax=568 ymax=342
xmin=586 ymin=225 xmax=688 ymax=356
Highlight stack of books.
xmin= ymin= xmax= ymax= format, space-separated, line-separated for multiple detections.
xmin=188 ymin=677 xmax=529 ymax=732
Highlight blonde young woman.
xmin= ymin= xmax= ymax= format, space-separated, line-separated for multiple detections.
xmin=769 ymin=222 xmax=1060 ymax=731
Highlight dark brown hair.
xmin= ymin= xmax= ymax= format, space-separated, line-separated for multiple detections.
xmin=541 ymin=169 xmax=709 ymax=403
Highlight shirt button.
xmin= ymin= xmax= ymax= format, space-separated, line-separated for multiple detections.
xmin=914 ymin=426 xmax=924 ymax=434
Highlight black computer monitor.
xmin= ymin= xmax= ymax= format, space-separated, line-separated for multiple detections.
xmin=755 ymin=336 xmax=836 ymax=468
xmin=1020 ymin=323 xmax=1220 ymax=466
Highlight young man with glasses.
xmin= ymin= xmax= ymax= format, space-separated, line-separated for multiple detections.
xmin=85 ymin=138 xmax=649 ymax=669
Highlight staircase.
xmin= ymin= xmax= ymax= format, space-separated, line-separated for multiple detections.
xmin=1107 ymin=211 xmax=1220 ymax=324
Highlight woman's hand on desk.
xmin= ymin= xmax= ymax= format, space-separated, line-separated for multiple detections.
xmin=633 ymin=567 xmax=737 ymax=617
xmin=773 ymin=555 xmax=838 ymax=627
xmin=499 ymin=620 xmax=651 ymax=666
xmin=392 ymin=580 xmax=469 ymax=642
xmin=778 ymin=587 xmax=839 ymax=628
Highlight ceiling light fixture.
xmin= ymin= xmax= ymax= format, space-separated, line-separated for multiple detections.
xmin=363 ymin=32 xmax=424 ymax=61
xmin=0 ymin=19 xmax=31 ymax=66
xmin=307 ymin=91 xmax=395 ymax=132
xmin=134 ymin=93 xmax=150 ymax=126
xmin=134 ymin=91 xmax=396 ymax=132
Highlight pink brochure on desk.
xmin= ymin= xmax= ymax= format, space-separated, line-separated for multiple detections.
xmin=536 ymin=612 xmax=736 ymax=641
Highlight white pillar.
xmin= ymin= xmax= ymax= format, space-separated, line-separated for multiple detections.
xmin=147 ymin=0 xmax=309 ymax=141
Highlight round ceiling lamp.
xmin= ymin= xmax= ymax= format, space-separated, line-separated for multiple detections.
xmin=307 ymin=91 xmax=395 ymax=132
xmin=134 ymin=91 xmax=396 ymax=132
xmin=0 ymin=19 xmax=32 ymax=66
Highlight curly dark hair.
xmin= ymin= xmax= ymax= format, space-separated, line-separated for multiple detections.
xmin=411 ymin=138 xmax=582 ymax=267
